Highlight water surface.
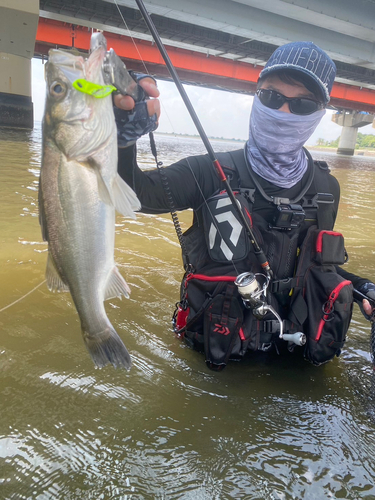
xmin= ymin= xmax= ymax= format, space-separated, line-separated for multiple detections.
xmin=1 ymin=126 xmax=375 ymax=499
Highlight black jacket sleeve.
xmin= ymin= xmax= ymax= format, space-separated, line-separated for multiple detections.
xmin=336 ymin=266 xmax=372 ymax=290
xmin=118 ymin=144 xmax=222 ymax=214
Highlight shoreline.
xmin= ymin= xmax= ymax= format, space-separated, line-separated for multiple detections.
xmin=306 ymin=145 xmax=375 ymax=157
xmin=154 ymin=133 xmax=375 ymax=156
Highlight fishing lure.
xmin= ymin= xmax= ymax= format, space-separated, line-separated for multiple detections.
xmin=73 ymin=78 xmax=116 ymax=98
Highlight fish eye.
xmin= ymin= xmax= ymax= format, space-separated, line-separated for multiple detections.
xmin=50 ymin=81 xmax=66 ymax=97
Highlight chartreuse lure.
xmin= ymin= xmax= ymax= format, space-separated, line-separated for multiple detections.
xmin=72 ymin=79 xmax=116 ymax=98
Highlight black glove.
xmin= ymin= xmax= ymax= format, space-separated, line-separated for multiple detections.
xmin=114 ymin=72 xmax=158 ymax=148
xmin=357 ymin=281 xmax=375 ymax=320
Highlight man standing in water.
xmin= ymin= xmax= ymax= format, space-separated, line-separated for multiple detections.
xmin=115 ymin=41 xmax=375 ymax=369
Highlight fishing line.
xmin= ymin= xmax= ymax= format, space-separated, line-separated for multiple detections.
xmin=113 ymin=0 xmax=149 ymax=75
xmin=0 ymin=279 xmax=46 ymax=313
xmin=112 ymin=0 xmax=241 ymax=275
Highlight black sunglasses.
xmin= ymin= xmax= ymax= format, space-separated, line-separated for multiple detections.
xmin=256 ymin=88 xmax=324 ymax=115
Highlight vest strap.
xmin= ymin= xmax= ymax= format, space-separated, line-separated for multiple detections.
xmin=262 ymin=319 xmax=293 ymax=334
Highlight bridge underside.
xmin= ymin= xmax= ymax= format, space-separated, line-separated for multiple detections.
xmin=0 ymin=0 xmax=39 ymax=128
xmin=35 ymin=19 xmax=375 ymax=113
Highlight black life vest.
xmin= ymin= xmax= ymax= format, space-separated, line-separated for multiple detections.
xmin=173 ymin=148 xmax=353 ymax=370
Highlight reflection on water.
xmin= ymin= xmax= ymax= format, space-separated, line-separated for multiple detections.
xmin=1 ymin=124 xmax=375 ymax=499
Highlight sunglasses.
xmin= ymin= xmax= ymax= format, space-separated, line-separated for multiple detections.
xmin=256 ymin=88 xmax=324 ymax=115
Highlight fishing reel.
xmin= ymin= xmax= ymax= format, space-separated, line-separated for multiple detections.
xmin=234 ymin=272 xmax=269 ymax=313
xmin=234 ymin=272 xmax=306 ymax=346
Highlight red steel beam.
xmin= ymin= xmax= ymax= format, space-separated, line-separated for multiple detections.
xmin=36 ymin=18 xmax=375 ymax=113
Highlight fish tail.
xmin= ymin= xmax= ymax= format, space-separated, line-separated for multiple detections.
xmin=82 ymin=326 xmax=132 ymax=369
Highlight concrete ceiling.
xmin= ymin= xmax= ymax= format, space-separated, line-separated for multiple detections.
xmin=0 ymin=0 xmax=39 ymax=58
xmin=39 ymin=0 xmax=375 ymax=90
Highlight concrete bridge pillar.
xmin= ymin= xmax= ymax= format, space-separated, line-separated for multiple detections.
xmin=331 ymin=111 xmax=374 ymax=155
xmin=0 ymin=0 xmax=39 ymax=129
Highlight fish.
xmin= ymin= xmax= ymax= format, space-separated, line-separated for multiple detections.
xmin=38 ymin=40 xmax=140 ymax=369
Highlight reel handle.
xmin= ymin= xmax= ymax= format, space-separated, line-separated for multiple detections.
xmin=282 ymin=332 xmax=306 ymax=346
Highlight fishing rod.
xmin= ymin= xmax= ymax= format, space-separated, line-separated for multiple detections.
xmin=354 ymin=288 xmax=375 ymax=369
xmin=353 ymin=288 xmax=375 ymax=318
xmin=134 ymin=0 xmax=272 ymax=278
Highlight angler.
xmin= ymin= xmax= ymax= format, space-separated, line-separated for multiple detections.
xmin=114 ymin=39 xmax=375 ymax=370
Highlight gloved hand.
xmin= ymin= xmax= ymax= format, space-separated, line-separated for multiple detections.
xmin=113 ymin=72 xmax=160 ymax=148
xmin=357 ymin=282 xmax=375 ymax=320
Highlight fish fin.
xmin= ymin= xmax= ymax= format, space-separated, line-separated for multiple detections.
xmin=82 ymin=326 xmax=132 ymax=369
xmin=38 ymin=177 xmax=48 ymax=241
xmin=46 ymin=252 xmax=70 ymax=292
xmin=104 ymin=266 xmax=131 ymax=300
xmin=91 ymin=161 xmax=140 ymax=217
xmin=95 ymin=169 xmax=115 ymax=207
xmin=113 ymin=174 xmax=141 ymax=218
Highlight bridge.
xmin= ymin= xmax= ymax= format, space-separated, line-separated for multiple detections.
xmin=2 ymin=0 xmax=375 ymax=154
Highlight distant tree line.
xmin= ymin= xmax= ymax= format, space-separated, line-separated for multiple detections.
xmin=155 ymin=131 xmax=244 ymax=142
xmin=316 ymin=133 xmax=375 ymax=149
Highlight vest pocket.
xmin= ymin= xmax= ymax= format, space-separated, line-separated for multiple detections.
xmin=204 ymin=285 xmax=243 ymax=370
xmin=303 ymin=269 xmax=353 ymax=365
xmin=314 ymin=230 xmax=346 ymax=265
xmin=176 ymin=274 xmax=262 ymax=369
xmin=288 ymin=226 xmax=354 ymax=365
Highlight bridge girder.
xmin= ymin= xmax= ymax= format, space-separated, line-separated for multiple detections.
xmin=35 ymin=18 xmax=375 ymax=113
xmin=39 ymin=0 xmax=375 ymax=91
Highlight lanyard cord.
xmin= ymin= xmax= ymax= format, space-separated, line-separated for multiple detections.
xmin=148 ymin=131 xmax=191 ymax=267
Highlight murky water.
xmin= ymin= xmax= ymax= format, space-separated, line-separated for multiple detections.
xmin=1 ymin=124 xmax=375 ymax=499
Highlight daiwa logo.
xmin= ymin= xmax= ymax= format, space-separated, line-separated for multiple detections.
xmin=213 ymin=323 xmax=231 ymax=335
xmin=208 ymin=197 xmax=243 ymax=260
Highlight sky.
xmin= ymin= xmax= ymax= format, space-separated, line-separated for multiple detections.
xmin=31 ymin=58 xmax=375 ymax=145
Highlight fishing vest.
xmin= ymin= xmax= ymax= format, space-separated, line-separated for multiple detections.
xmin=173 ymin=148 xmax=353 ymax=370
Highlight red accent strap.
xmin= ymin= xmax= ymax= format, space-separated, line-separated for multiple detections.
xmin=185 ymin=273 xmax=237 ymax=284
xmin=219 ymin=189 xmax=239 ymax=195
xmin=315 ymin=319 xmax=325 ymax=342
xmin=175 ymin=306 xmax=190 ymax=331
xmin=316 ymin=230 xmax=343 ymax=253
xmin=328 ymin=280 xmax=352 ymax=302
xmin=239 ymin=327 xmax=246 ymax=341
xmin=315 ymin=280 xmax=352 ymax=341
